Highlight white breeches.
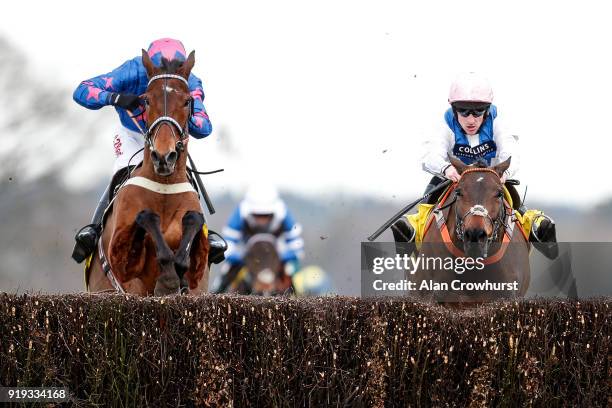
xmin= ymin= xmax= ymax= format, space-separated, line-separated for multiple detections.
xmin=111 ymin=126 xmax=145 ymax=174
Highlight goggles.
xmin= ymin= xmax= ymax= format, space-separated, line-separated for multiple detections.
xmin=455 ymin=107 xmax=488 ymax=118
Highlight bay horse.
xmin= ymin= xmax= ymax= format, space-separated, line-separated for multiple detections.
xmin=86 ymin=49 xmax=209 ymax=296
xmin=415 ymin=155 xmax=530 ymax=303
xmin=229 ymin=233 xmax=292 ymax=296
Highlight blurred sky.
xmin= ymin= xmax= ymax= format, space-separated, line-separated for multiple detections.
xmin=2 ymin=0 xmax=612 ymax=208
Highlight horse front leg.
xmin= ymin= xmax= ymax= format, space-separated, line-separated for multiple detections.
xmin=174 ymin=211 xmax=205 ymax=292
xmin=135 ymin=209 xmax=179 ymax=295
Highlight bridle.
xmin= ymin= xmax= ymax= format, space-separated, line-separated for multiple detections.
xmin=452 ymin=168 xmax=508 ymax=251
xmin=143 ymin=73 xmax=193 ymax=154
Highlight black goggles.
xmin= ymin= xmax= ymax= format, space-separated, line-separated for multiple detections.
xmin=455 ymin=107 xmax=488 ymax=118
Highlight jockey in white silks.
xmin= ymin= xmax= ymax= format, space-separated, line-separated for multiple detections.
xmin=392 ymin=72 xmax=558 ymax=259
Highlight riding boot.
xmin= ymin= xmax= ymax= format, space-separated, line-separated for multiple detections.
xmin=424 ymin=176 xmax=446 ymax=204
xmin=391 ymin=218 xmax=416 ymax=243
xmin=207 ymin=230 xmax=227 ymax=266
xmin=530 ymin=213 xmax=558 ymax=260
xmin=392 ymin=218 xmax=416 ymax=258
xmin=71 ymin=184 xmax=110 ymax=263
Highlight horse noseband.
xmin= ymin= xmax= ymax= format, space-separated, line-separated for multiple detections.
xmin=466 ymin=205 xmax=489 ymax=218
xmin=456 ymin=201 xmax=505 ymax=244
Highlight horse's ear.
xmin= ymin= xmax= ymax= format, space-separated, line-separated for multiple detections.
xmin=141 ymin=49 xmax=156 ymax=78
xmin=448 ymin=154 xmax=468 ymax=174
xmin=179 ymin=50 xmax=195 ymax=79
xmin=492 ymin=157 xmax=511 ymax=178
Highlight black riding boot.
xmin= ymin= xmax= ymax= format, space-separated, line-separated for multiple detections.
xmin=71 ymin=184 xmax=110 ymax=263
xmin=392 ymin=218 xmax=416 ymax=259
xmin=207 ymin=230 xmax=227 ymax=266
xmin=424 ymin=176 xmax=446 ymax=204
xmin=530 ymin=214 xmax=558 ymax=260
xmin=391 ymin=218 xmax=415 ymax=242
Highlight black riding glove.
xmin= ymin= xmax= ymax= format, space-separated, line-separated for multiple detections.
xmin=109 ymin=93 xmax=142 ymax=112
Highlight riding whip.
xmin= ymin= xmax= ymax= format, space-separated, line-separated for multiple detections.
xmin=367 ymin=179 xmax=452 ymax=242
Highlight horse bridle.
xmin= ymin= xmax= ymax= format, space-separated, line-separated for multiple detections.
xmin=143 ymin=73 xmax=193 ymax=153
xmin=452 ymin=168 xmax=508 ymax=248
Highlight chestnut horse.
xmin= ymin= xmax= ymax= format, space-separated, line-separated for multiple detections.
xmin=86 ymin=50 xmax=209 ymax=296
xmin=416 ymin=155 xmax=530 ymax=302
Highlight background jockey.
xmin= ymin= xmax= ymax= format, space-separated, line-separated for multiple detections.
xmin=212 ymin=183 xmax=305 ymax=293
xmin=70 ymin=38 xmax=213 ymax=264
xmin=393 ymin=72 xmax=558 ymax=259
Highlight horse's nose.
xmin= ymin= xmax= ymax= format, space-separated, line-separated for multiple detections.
xmin=465 ymin=228 xmax=487 ymax=243
xmin=150 ymin=150 xmax=177 ymax=167
xmin=150 ymin=149 xmax=163 ymax=167
xmin=165 ymin=150 xmax=178 ymax=166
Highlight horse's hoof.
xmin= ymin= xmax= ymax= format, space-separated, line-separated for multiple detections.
xmin=154 ymin=274 xmax=180 ymax=296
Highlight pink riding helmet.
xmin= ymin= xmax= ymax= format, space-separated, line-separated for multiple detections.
xmin=147 ymin=38 xmax=187 ymax=65
xmin=448 ymin=72 xmax=493 ymax=104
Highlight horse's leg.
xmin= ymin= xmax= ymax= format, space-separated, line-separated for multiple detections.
xmin=184 ymin=217 xmax=210 ymax=293
xmin=173 ymin=211 xmax=205 ymax=291
xmin=86 ymin=223 xmax=148 ymax=295
xmin=134 ymin=209 xmax=179 ymax=295
xmin=109 ymin=224 xmax=146 ymax=277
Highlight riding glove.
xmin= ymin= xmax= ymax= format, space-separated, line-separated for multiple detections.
xmin=109 ymin=93 xmax=142 ymax=112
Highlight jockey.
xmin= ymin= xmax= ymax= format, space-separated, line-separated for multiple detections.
xmin=71 ymin=38 xmax=213 ymax=264
xmin=392 ymin=72 xmax=558 ymax=259
xmin=211 ymin=183 xmax=305 ymax=293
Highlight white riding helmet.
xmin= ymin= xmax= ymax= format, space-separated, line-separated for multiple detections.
xmin=448 ymin=72 xmax=493 ymax=104
xmin=242 ymin=183 xmax=286 ymax=230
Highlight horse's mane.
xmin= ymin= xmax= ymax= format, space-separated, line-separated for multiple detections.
xmin=159 ymin=57 xmax=184 ymax=74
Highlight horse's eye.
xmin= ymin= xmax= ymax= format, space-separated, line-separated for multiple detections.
xmin=455 ymin=189 xmax=462 ymax=197
xmin=496 ymin=190 xmax=504 ymax=198
xmin=184 ymin=99 xmax=191 ymax=107
xmin=143 ymin=98 xmax=150 ymax=106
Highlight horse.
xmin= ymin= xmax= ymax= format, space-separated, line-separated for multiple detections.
xmin=228 ymin=233 xmax=293 ymax=296
xmin=414 ymin=155 xmax=530 ymax=303
xmin=86 ymin=49 xmax=209 ymax=296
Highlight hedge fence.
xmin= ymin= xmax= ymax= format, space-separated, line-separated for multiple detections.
xmin=0 ymin=293 xmax=609 ymax=407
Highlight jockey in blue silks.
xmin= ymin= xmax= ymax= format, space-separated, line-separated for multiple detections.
xmin=71 ymin=38 xmax=213 ymax=264
xmin=211 ymin=183 xmax=305 ymax=293
xmin=392 ymin=72 xmax=558 ymax=259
